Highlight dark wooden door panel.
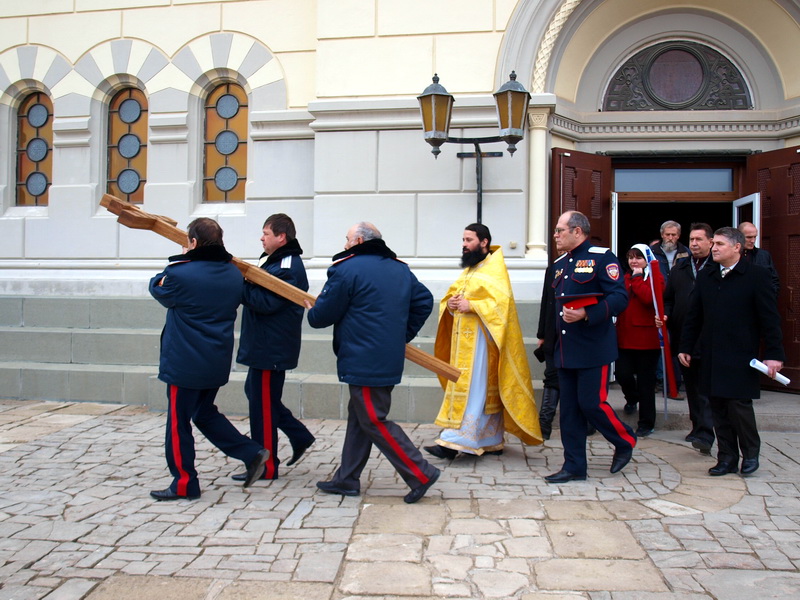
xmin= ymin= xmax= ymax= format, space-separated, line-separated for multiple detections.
xmin=551 ymin=148 xmax=613 ymax=253
xmin=745 ymin=147 xmax=800 ymax=393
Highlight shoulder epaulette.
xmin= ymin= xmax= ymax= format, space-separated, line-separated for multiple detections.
xmin=280 ymin=256 xmax=292 ymax=269
xmin=588 ymin=246 xmax=610 ymax=254
xmin=166 ymin=259 xmax=191 ymax=267
xmin=554 ymin=253 xmax=569 ymax=263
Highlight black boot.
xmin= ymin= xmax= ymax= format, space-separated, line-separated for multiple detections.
xmin=539 ymin=387 xmax=559 ymax=440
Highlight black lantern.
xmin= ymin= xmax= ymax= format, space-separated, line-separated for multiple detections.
xmin=417 ymin=74 xmax=455 ymax=158
xmin=493 ymin=71 xmax=531 ymax=155
xmin=417 ymin=71 xmax=531 ymax=222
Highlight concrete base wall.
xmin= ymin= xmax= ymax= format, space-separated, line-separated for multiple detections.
xmin=0 ymin=295 xmax=546 ymax=423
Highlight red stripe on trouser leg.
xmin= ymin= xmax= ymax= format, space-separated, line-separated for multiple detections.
xmin=597 ymin=365 xmax=637 ymax=448
xmin=362 ymin=386 xmax=428 ymax=484
xmin=169 ymin=385 xmax=191 ymax=496
xmin=261 ymin=370 xmax=275 ymax=478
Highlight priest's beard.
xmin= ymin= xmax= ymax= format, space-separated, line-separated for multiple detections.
xmin=461 ymin=248 xmax=488 ymax=268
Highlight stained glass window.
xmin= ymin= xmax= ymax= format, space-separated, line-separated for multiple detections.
xmin=108 ymin=88 xmax=148 ymax=203
xmin=16 ymin=92 xmax=53 ymax=206
xmin=204 ymin=83 xmax=247 ymax=202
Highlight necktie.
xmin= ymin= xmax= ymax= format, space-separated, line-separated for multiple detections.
xmin=721 ymin=267 xmax=731 ymax=278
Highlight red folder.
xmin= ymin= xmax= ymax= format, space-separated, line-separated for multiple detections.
xmin=557 ymin=292 xmax=602 ymax=310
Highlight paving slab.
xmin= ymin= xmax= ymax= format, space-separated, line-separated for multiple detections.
xmin=533 ymin=558 xmax=668 ymax=592
xmin=1 ymin=399 xmax=800 ymax=600
xmin=546 ymin=520 xmax=646 ymax=559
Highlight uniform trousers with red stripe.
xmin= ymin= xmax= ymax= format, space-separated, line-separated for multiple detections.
xmin=165 ymin=384 xmax=263 ymax=497
xmin=244 ymin=368 xmax=315 ymax=479
xmin=557 ymin=365 xmax=637 ymax=476
xmin=330 ymin=385 xmax=437 ymax=492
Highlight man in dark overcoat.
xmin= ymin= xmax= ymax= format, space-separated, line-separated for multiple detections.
xmin=306 ymin=222 xmax=440 ymax=504
xmin=678 ymin=226 xmax=784 ymax=477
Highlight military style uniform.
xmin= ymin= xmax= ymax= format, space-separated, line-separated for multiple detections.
xmin=552 ymin=239 xmax=636 ymax=477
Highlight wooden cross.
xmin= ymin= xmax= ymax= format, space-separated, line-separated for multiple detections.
xmin=101 ymin=194 xmax=460 ymax=382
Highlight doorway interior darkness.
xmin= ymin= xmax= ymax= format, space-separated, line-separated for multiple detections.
xmin=616 ymin=201 xmax=732 ymax=257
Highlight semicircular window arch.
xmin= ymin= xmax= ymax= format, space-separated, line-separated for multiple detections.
xmin=603 ymin=41 xmax=752 ymax=111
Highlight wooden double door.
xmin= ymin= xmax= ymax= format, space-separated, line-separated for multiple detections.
xmin=551 ymin=147 xmax=800 ymax=393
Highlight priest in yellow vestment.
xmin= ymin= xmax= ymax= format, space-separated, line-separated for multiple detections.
xmin=424 ymin=224 xmax=542 ymax=460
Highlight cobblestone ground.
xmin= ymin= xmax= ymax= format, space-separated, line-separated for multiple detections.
xmin=1 ymin=399 xmax=799 ymax=600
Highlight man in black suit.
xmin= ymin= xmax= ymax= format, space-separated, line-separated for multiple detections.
xmin=737 ymin=221 xmax=779 ymax=295
xmin=678 ymin=227 xmax=785 ymax=477
xmin=663 ymin=223 xmax=715 ymax=453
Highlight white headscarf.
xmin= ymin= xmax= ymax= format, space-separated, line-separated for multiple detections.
xmin=629 ymin=243 xmax=654 ymax=280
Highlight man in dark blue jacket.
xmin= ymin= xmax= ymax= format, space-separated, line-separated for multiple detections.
xmin=149 ymin=218 xmax=268 ymax=501
xmin=545 ymin=211 xmax=636 ymax=483
xmin=232 ymin=213 xmax=315 ymax=482
xmin=306 ymin=222 xmax=440 ymax=504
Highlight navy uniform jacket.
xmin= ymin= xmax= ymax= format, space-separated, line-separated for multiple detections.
xmin=236 ymin=238 xmax=309 ymax=371
xmin=307 ymin=238 xmax=433 ymax=387
xmin=679 ymin=260 xmax=784 ymax=399
xmin=149 ymin=244 xmax=243 ymax=390
xmin=552 ymin=239 xmax=629 ymax=369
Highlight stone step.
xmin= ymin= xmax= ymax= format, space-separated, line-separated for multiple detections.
xmin=0 ymin=325 xmax=546 ymax=381
xmin=0 ymin=295 xmax=545 ymax=339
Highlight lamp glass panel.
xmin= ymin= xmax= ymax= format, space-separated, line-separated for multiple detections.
xmin=419 ymin=96 xmax=434 ymax=131
xmin=510 ymin=92 xmax=529 ymax=129
xmin=496 ymin=92 xmax=511 ymax=129
xmin=433 ymin=95 xmax=452 ymax=132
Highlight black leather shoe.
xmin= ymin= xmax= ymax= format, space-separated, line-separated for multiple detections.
xmin=243 ymin=448 xmax=269 ymax=488
xmin=231 ymin=471 xmax=247 ymax=482
xmin=741 ymin=457 xmax=759 ymax=475
xmin=709 ymin=460 xmax=738 ymax=476
xmin=404 ymin=468 xmax=440 ymax=504
xmin=316 ymin=480 xmax=360 ymax=496
xmin=424 ymin=445 xmax=458 ymax=460
xmin=544 ymin=469 xmax=586 ymax=483
xmin=484 ymin=449 xmax=503 ymax=456
xmin=610 ymin=448 xmax=633 ymax=474
xmin=150 ymin=488 xmax=200 ymax=501
xmin=623 ymin=403 xmax=637 ymax=415
xmin=635 ymin=427 xmax=654 ymax=438
xmin=691 ymin=438 xmax=712 ymax=455
xmin=286 ymin=438 xmax=315 ymax=466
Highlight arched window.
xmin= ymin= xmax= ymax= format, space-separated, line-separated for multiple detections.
xmin=204 ymin=82 xmax=247 ymax=202
xmin=16 ymin=92 xmax=53 ymax=206
xmin=108 ymin=88 xmax=148 ymax=203
xmin=603 ymin=41 xmax=752 ymax=111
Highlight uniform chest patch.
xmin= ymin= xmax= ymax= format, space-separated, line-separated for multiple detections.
xmin=575 ymin=259 xmax=595 ymax=273
xmin=606 ymin=264 xmax=620 ymax=280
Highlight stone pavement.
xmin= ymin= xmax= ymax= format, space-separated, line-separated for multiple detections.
xmin=1 ymin=397 xmax=800 ymax=600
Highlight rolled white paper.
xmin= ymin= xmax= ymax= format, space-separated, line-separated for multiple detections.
xmin=749 ymin=359 xmax=791 ymax=386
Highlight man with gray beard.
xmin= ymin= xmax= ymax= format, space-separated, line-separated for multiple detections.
xmin=650 ymin=220 xmax=690 ymax=281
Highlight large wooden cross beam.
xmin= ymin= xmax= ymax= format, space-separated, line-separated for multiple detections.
xmin=101 ymin=194 xmax=460 ymax=383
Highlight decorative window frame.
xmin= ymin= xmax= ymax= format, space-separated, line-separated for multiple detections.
xmin=603 ymin=40 xmax=753 ymax=112
xmin=199 ymin=73 xmax=250 ymax=204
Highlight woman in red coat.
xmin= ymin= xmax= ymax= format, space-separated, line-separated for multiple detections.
xmin=616 ymin=244 xmax=663 ymax=437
